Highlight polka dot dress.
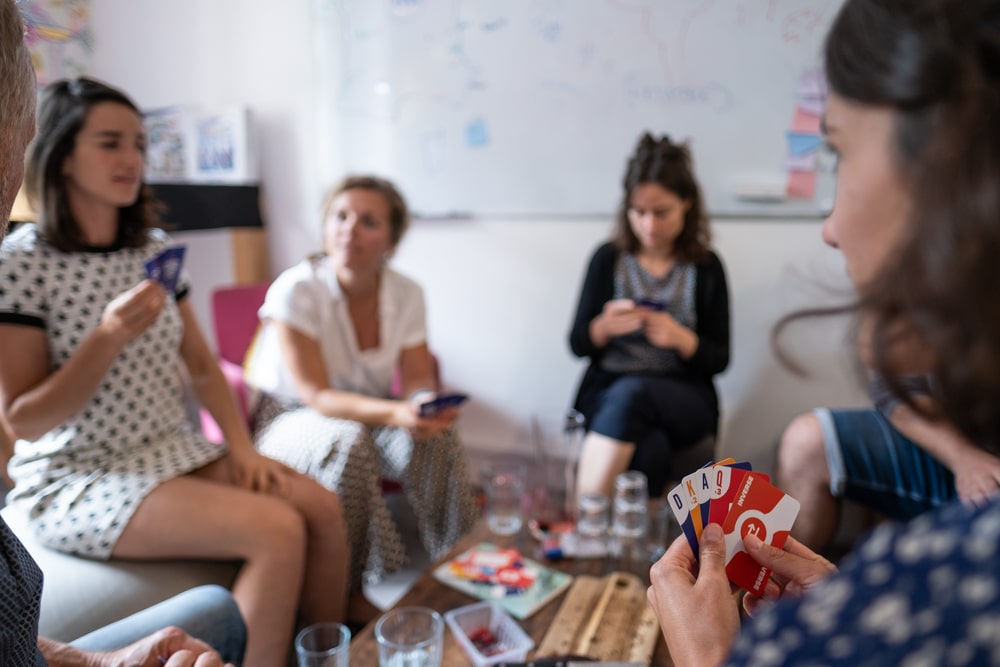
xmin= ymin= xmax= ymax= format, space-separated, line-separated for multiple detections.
xmin=723 ymin=498 xmax=1000 ymax=666
xmin=252 ymin=391 xmax=477 ymax=591
xmin=0 ymin=226 xmax=226 ymax=559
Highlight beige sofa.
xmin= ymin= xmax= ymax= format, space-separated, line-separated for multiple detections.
xmin=0 ymin=504 xmax=239 ymax=642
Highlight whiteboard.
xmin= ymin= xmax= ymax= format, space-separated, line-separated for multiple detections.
xmin=314 ymin=0 xmax=841 ymax=219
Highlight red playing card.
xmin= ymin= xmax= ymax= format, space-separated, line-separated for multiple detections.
xmin=721 ymin=473 xmax=799 ymax=595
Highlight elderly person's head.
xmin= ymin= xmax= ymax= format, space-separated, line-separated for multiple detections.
xmin=0 ymin=0 xmax=36 ymax=230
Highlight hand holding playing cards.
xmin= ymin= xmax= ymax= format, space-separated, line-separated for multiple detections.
xmin=647 ymin=523 xmax=742 ymax=667
xmin=98 ymin=281 xmax=166 ymax=347
xmin=740 ymin=534 xmax=837 ymax=617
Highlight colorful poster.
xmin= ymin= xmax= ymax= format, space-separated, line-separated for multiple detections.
xmin=22 ymin=0 xmax=92 ymax=86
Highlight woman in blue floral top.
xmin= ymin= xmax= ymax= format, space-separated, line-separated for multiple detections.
xmin=647 ymin=0 xmax=1000 ymax=665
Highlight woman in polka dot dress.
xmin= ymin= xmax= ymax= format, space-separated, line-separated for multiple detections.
xmin=0 ymin=77 xmax=350 ymax=667
xmin=647 ymin=1 xmax=1000 ymax=665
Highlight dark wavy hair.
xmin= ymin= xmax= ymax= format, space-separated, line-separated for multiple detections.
xmin=319 ymin=174 xmax=411 ymax=250
xmin=786 ymin=0 xmax=1000 ymax=449
xmin=24 ymin=77 xmax=160 ymax=251
xmin=612 ymin=132 xmax=711 ymax=264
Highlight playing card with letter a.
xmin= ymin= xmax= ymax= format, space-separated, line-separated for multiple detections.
xmin=721 ymin=473 xmax=800 ymax=596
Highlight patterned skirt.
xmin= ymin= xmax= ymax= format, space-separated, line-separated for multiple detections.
xmin=250 ymin=392 xmax=477 ymax=590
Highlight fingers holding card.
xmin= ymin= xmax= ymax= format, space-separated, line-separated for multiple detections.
xmin=144 ymin=246 xmax=186 ymax=293
xmin=417 ymin=392 xmax=469 ymax=418
xmin=667 ymin=458 xmax=800 ymax=596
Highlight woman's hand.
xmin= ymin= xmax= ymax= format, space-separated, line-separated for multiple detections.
xmin=597 ymin=299 xmax=645 ymax=338
xmin=647 ymin=524 xmax=741 ymax=667
xmin=97 ymin=280 xmax=166 ymax=347
xmin=393 ymin=398 xmax=457 ymax=442
xmin=741 ymin=534 xmax=838 ymax=617
xmin=225 ymin=446 xmax=291 ymax=496
xmin=949 ymin=447 xmax=1000 ymax=507
xmin=93 ymin=626 xmax=233 ymax=667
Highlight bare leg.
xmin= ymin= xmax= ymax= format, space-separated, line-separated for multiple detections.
xmin=576 ymin=431 xmax=636 ymax=500
xmin=112 ymin=474 xmax=306 ymax=667
xmin=775 ymin=412 xmax=839 ymax=552
xmin=279 ymin=468 xmax=350 ymax=624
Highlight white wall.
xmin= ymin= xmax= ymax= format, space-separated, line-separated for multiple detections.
xmin=88 ymin=0 xmax=869 ymax=475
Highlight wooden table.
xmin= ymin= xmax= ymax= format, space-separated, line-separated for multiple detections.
xmin=349 ymin=520 xmax=674 ymax=666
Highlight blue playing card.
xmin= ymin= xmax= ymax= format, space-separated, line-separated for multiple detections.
xmin=144 ymin=246 xmax=186 ymax=293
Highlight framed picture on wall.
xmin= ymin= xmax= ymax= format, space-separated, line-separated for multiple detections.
xmin=143 ymin=106 xmax=258 ymax=185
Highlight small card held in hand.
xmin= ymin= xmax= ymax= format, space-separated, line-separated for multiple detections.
xmin=144 ymin=246 xmax=186 ymax=293
xmin=418 ymin=392 xmax=469 ymax=417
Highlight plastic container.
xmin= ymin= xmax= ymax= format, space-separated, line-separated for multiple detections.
xmin=443 ymin=601 xmax=535 ymax=666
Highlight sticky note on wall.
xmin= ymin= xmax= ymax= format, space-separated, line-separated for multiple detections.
xmin=787 ymin=171 xmax=818 ymax=199
xmin=791 ymin=107 xmax=822 ymax=134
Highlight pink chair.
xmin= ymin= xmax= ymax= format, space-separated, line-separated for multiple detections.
xmin=200 ymin=282 xmax=269 ymax=444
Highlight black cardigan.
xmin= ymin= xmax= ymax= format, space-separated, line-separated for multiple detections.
xmin=568 ymin=242 xmax=731 ymax=418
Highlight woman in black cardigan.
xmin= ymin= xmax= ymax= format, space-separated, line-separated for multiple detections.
xmin=569 ymin=133 xmax=731 ymax=499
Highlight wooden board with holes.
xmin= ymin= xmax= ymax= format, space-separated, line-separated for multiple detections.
xmin=534 ymin=571 xmax=661 ymax=663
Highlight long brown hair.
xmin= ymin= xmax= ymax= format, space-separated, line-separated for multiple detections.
xmin=789 ymin=0 xmax=1000 ymax=449
xmin=612 ymin=132 xmax=711 ymax=264
xmin=24 ymin=77 xmax=161 ymax=251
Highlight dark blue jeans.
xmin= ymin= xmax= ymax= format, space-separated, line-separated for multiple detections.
xmin=70 ymin=585 xmax=246 ymax=666
xmin=588 ymin=375 xmax=717 ymax=496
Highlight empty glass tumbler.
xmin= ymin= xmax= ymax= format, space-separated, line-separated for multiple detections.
xmin=484 ymin=464 xmax=526 ymax=536
xmin=577 ymin=493 xmax=610 ymax=537
xmin=375 ymin=606 xmax=444 ymax=667
xmin=612 ymin=471 xmax=649 ymax=541
xmin=295 ymin=622 xmax=350 ymax=667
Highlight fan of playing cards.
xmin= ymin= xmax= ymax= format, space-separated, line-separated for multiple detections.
xmin=667 ymin=459 xmax=800 ymax=596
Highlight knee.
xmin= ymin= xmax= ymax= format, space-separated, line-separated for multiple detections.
xmin=302 ymin=476 xmax=345 ymax=524
xmin=602 ymin=377 xmax=648 ymax=407
xmin=777 ymin=413 xmax=827 ymax=480
xmin=255 ymin=498 xmax=308 ymax=558
xmin=187 ymin=585 xmax=244 ymax=624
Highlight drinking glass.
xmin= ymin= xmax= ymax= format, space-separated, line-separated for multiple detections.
xmin=295 ymin=622 xmax=350 ymax=667
xmin=612 ymin=471 xmax=649 ymax=541
xmin=576 ymin=493 xmax=610 ymax=538
xmin=575 ymin=492 xmax=610 ymax=556
xmin=646 ymin=499 xmax=673 ymax=561
xmin=375 ymin=606 xmax=444 ymax=667
xmin=484 ymin=464 xmax=526 ymax=536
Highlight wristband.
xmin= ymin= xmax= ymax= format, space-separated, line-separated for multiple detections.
xmin=407 ymin=388 xmax=435 ymax=403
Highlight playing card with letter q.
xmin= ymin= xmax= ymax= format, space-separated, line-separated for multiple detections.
xmin=708 ymin=467 xmax=767 ymax=527
xmin=721 ymin=472 xmax=800 ymax=596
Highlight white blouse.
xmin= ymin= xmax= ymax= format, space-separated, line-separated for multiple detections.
xmin=246 ymin=256 xmax=427 ymax=401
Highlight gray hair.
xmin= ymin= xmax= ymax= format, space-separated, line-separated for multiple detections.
xmin=0 ymin=0 xmax=35 ymax=228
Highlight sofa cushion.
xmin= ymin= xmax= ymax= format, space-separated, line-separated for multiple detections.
xmin=0 ymin=505 xmax=239 ymax=642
